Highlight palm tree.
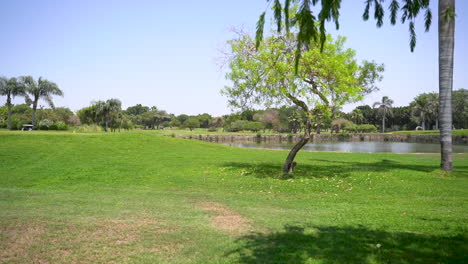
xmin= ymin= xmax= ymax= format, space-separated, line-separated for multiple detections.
xmin=439 ymin=0 xmax=455 ymax=171
xmin=95 ymin=99 xmax=122 ymax=132
xmin=411 ymin=95 xmax=431 ymax=130
xmin=20 ymin=76 xmax=63 ymax=127
xmin=0 ymin=77 xmax=27 ymax=130
xmin=350 ymin=108 xmax=365 ymax=125
xmin=427 ymin=93 xmax=440 ymax=129
xmin=373 ymin=96 xmax=393 ymax=133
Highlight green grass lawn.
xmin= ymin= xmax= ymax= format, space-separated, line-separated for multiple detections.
xmin=0 ymin=131 xmax=467 ymax=263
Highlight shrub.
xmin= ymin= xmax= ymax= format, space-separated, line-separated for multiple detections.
xmin=57 ymin=123 xmax=68 ymax=130
xmin=10 ymin=120 xmax=21 ymax=130
xmin=244 ymin=121 xmax=264 ymax=132
xmin=207 ymin=127 xmax=217 ymax=132
xmin=67 ymin=115 xmax=81 ymax=126
xmin=39 ymin=119 xmax=53 ymax=130
xmin=331 ymin=119 xmax=354 ymax=133
xmin=357 ymin=124 xmax=378 ymax=133
xmin=344 ymin=124 xmax=358 ymax=133
xmin=226 ymin=120 xmax=248 ymax=132
xmin=49 ymin=123 xmax=59 ymax=130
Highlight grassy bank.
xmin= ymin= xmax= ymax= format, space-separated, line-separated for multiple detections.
xmin=389 ymin=129 xmax=468 ymax=136
xmin=0 ymin=131 xmax=467 ymax=263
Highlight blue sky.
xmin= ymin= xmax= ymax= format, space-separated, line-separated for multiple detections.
xmin=0 ymin=0 xmax=466 ymax=116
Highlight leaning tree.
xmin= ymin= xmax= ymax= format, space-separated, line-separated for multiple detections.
xmin=256 ymin=0 xmax=456 ymax=171
xmin=0 ymin=77 xmax=27 ymax=130
xmin=223 ymin=29 xmax=383 ymax=174
xmin=20 ymin=76 xmax=63 ymax=127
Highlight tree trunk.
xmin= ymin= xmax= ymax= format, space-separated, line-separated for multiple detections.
xmin=435 ymin=119 xmax=439 ymax=130
xmin=7 ymin=96 xmax=12 ymax=130
xmin=282 ymin=119 xmax=311 ymax=174
xmin=381 ymin=116 xmax=385 ymax=133
xmin=439 ymin=0 xmax=455 ymax=172
xmin=105 ymin=119 xmax=109 ymax=132
xmin=32 ymin=99 xmax=38 ymax=127
xmin=282 ymin=137 xmax=310 ymax=174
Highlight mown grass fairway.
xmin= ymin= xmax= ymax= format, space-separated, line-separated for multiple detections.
xmin=1 ymin=131 xmax=467 ymax=263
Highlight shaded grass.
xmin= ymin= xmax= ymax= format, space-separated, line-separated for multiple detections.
xmin=0 ymin=131 xmax=467 ymax=263
xmin=230 ymin=225 xmax=468 ymax=264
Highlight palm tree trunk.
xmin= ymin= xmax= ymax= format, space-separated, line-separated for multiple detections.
xmin=7 ymin=96 xmax=12 ymax=130
xmin=382 ymin=116 xmax=385 ymax=133
xmin=439 ymin=0 xmax=455 ymax=172
xmin=32 ymin=99 xmax=38 ymax=127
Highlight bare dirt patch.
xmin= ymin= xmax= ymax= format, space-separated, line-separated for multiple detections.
xmin=197 ymin=202 xmax=251 ymax=235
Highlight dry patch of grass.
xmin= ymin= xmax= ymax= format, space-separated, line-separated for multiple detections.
xmin=197 ymin=202 xmax=251 ymax=235
xmin=0 ymin=214 xmax=178 ymax=263
xmin=0 ymin=221 xmax=47 ymax=263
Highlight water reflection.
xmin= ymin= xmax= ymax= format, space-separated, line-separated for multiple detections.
xmin=223 ymin=141 xmax=468 ymax=153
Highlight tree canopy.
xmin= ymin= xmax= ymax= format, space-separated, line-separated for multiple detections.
xmin=223 ymin=27 xmax=383 ymax=173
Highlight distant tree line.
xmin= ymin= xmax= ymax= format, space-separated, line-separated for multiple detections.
xmin=343 ymin=89 xmax=468 ymax=132
xmin=73 ymin=89 xmax=466 ymax=134
xmin=2 ymin=77 xmax=466 ymax=133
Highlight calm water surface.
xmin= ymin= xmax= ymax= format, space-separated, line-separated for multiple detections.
xmin=223 ymin=141 xmax=468 ymax=153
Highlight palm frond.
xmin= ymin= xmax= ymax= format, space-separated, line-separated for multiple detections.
xmin=373 ymin=0 xmax=384 ymax=27
xmin=273 ymin=0 xmax=282 ymax=32
xmin=284 ymin=0 xmax=291 ymax=32
xmin=424 ymin=8 xmax=432 ymax=32
xmin=389 ymin=0 xmax=399 ymax=25
xmin=255 ymin=12 xmax=266 ymax=49
xmin=409 ymin=21 xmax=416 ymax=52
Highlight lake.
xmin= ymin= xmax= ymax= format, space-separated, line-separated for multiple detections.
xmin=223 ymin=141 xmax=468 ymax=153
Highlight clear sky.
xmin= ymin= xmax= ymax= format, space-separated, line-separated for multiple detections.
xmin=0 ymin=0 xmax=466 ymax=116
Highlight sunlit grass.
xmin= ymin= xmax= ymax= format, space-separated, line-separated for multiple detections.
xmin=0 ymin=131 xmax=467 ymax=263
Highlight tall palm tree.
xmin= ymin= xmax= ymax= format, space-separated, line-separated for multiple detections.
xmin=0 ymin=77 xmax=27 ymax=130
xmin=20 ymin=76 xmax=63 ymax=127
xmin=373 ymin=96 xmax=393 ymax=133
xmin=439 ymin=0 xmax=455 ymax=172
xmin=95 ymin=99 xmax=122 ymax=132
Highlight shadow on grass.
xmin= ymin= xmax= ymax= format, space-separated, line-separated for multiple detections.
xmin=228 ymin=225 xmax=468 ymax=264
xmin=222 ymin=159 xmax=441 ymax=179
